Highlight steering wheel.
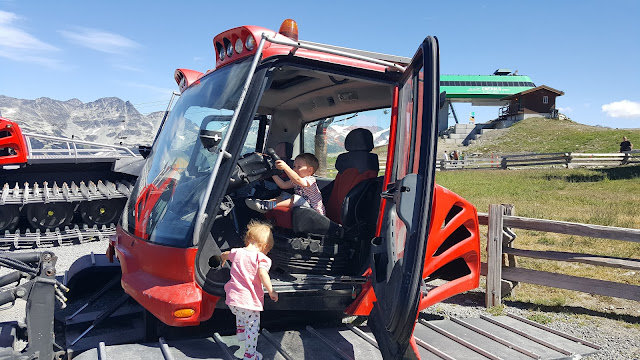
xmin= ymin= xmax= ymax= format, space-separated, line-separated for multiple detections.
xmin=227 ymin=148 xmax=282 ymax=193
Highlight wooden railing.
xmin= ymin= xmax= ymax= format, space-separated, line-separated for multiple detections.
xmin=478 ymin=205 xmax=640 ymax=308
xmin=321 ymin=151 xmax=639 ymax=176
xmin=479 ymin=204 xmax=640 ymax=308
xmin=438 ymin=151 xmax=640 ymax=170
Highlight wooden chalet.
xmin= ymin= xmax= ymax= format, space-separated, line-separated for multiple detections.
xmin=499 ymin=85 xmax=564 ymax=121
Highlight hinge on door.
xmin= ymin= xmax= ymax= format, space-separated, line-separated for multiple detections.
xmin=380 ymin=184 xmax=411 ymax=200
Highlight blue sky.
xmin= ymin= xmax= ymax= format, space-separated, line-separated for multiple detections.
xmin=0 ymin=0 xmax=638 ymax=128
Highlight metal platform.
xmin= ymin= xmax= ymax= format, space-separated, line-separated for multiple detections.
xmin=72 ymin=313 xmax=600 ymax=360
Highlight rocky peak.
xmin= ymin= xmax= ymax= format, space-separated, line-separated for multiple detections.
xmin=0 ymin=95 xmax=161 ymax=146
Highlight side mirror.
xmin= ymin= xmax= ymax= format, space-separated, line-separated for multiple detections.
xmin=138 ymin=145 xmax=152 ymax=159
xmin=199 ymin=129 xmax=223 ymax=152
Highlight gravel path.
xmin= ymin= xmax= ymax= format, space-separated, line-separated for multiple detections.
xmin=2 ymin=241 xmax=639 ymax=359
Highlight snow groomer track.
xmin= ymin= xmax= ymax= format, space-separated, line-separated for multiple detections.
xmin=73 ymin=313 xmax=599 ymax=360
xmin=0 ymin=180 xmax=133 ymax=248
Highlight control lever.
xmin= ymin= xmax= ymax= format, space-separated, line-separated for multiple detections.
xmin=265 ymin=147 xmax=281 ymax=161
xmin=265 ymin=148 xmax=283 ymax=177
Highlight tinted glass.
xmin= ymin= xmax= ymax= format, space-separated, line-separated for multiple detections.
xmin=121 ymin=60 xmax=252 ymax=247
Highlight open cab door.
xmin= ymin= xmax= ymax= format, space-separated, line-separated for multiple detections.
xmin=368 ymin=37 xmax=440 ymax=359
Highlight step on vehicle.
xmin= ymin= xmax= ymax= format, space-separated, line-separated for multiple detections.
xmin=1 ymin=19 xmax=482 ymax=359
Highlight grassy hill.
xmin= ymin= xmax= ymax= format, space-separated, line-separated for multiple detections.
xmin=466 ymin=117 xmax=640 ymax=155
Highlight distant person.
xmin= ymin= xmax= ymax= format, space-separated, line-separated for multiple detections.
xmin=442 ymin=151 xmax=449 ymax=161
xmin=453 ymin=150 xmax=460 ymax=161
xmin=620 ymin=136 xmax=633 ymax=153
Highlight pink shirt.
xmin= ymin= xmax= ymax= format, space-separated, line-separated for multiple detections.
xmin=224 ymin=247 xmax=272 ymax=311
xmin=295 ymin=176 xmax=325 ymax=215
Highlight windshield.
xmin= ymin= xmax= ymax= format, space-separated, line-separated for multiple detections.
xmin=122 ymin=60 xmax=252 ymax=247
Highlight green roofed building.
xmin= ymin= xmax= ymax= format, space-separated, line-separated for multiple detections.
xmin=440 ymin=69 xmax=536 ymax=106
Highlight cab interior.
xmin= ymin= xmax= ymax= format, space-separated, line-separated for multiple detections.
xmin=199 ymin=61 xmax=402 ymax=306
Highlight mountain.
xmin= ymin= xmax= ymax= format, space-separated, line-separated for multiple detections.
xmin=305 ymin=124 xmax=390 ymax=155
xmin=0 ymin=95 xmax=163 ymax=147
xmin=0 ymin=95 xmax=391 ymax=151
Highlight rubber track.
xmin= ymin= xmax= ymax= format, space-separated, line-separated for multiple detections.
xmin=0 ymin=179 xmax=133 ymax=248
xmin=0 ymin=180 xmax=133 ymax=205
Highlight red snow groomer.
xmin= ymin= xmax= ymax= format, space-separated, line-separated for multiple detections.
xmin=112 ymin=19 xmax=481 ymax=358
xmin=0 ymin=116 xmax=143 ymax=245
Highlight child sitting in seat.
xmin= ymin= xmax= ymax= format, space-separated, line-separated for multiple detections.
xmin=245 ymin=153 xmax=325 ymax=215
xmin=221 ymin=220 xmax=278 ymax=360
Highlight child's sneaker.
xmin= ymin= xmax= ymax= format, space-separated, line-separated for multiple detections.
xmin=245 ymin=198 xmax=274 ymax=213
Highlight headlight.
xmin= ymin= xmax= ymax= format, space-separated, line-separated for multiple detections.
xmin=226 ymin=42 xmax=233 ymax=58
xmin=218 ymin=47 xmax=226 ymax=61
xmin=235 ymin=38 xmax=243 ymax=54
xmin=245 ymin=36 xmax=255 ymax=51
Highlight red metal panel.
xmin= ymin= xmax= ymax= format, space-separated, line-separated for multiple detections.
xmin=0 ymin=117 xmax=28 ymax=166
xmin=174 ymin=68 xmax=204 ymax=93
xmin=347 ymin=184 xmax=481 ymax=316
xmin=374 ymin=87 xmax=399 ymax=236
xmin=115 ymin=226 xmax=219 ymax=326
xmin=420 ymin=185 xmax=480 ymax=310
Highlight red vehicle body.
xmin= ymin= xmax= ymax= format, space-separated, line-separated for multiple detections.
xmin=0 ymin=117 xmax=29 ymax=166
xmin=112 ymin=20 xmax=480 ymax=358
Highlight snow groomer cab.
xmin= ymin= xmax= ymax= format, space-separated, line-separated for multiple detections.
xmin=113 ymin=19 xmax=481 ymax=358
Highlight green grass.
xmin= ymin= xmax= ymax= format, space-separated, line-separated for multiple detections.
xmin=527 ymin=313 xmax=554 ymax=325
xmin=436 ymin=166 xmax=640 ymax=310
xmin=466 ymin=117 xmax=640 ymax=155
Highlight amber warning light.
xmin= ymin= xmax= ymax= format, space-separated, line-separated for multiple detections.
xmin=279 ymin=19 xmax=299 ymax=41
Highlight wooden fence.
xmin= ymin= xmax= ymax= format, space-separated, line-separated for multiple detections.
xmin=321 ymin=151 xmax=638 ymax=176
xmin=438 ymin=151 xmax=640 ymax=171
xmin=479 ymin=204 xmax=640 ymax=308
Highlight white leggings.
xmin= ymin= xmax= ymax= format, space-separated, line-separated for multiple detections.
xmin=229 ymin=305 xmax=261 ymax=360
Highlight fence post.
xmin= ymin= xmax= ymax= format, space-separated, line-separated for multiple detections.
xmin=486 ymin=204 xmax=504 ymax=308
xmin=564 ymin=153 xmax=571 ymax=168
xmin=501 ymin=204 xmax=518 ymax=296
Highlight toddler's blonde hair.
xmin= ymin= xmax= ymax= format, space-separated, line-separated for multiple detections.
xmin=244 ymin=220 xmax=274 ymax=252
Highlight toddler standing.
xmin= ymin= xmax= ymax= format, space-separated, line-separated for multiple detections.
xmin=221 ymin=220 xmax=278 ymax=360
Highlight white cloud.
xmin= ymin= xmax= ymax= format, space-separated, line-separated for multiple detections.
xmin=0 ymin=10 xmax=17 ymax=24
xmin=0 ymin=10 xmax=58 ymax=51
xmin=601 ymin=100 xmax=640 ymax=119
xmin=59 ymin=27 xmax=139 ymax=54
xmin=558 ymin=107 xmax=573 ymax=113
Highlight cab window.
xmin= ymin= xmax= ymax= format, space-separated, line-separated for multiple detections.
xmin=302 ymin=108 xmax=390 ymax=178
